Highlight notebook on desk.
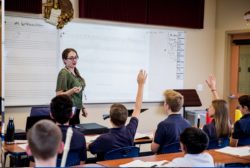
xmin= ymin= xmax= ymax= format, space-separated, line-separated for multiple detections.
xmin=75 ymin=123 xmax=109 ymax=135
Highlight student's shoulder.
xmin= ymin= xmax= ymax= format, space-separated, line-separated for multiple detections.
xmin=94 ymin=132 xmax=112 ymax=141
xmin=168 ymin=157 xmax=190 ymax=167
xmin=157 ymin=119 xmax=174 ymax=129
xmin=183 ymin=118 xmax=192 ymax=126
xmin=72 ymin=127 xmax=84 ymax=135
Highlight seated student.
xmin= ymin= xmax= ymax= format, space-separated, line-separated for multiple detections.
xmin=88 ymin=70 xmax=147 ymax=160
xmin=204 ymin=75 xmax=231 ymax=148
xmin=26 ymin=120 xmax=64 ymax=167
xmin=162 ymin=127 xmax=214 ymax=167
xmin=231 ymin=95 xmax=250 ymax=146
xmin=151 ymin=90 xmax=191 ymax=153
xmin=50 ymin=94 xmax=87 ymax=165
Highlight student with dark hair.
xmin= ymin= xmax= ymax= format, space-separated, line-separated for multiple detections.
xmin=231 ymin=95 xmax=250 ymax=146
xmin=50 ymin=94 xmax=87 ymax=166
xmin=162 ymin=127 xmax=214 ymax=167
xmin=88 ymin=70 xmax=147 ymax=160
xmin=151 ymin=90 xmax=191 ymax=153
xmin=204 ymin=75 xmax=232 ymax=148
xmin=26 ymin=120 xmax=64 ymax=167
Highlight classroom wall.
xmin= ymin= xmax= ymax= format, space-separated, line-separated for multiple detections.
xmin=6 ymin=0 xmax=218 ymax=131
xmin=215 ymin=0 xmax=250 ymax=99
xmin=5 ymin=0 xmax=216 ymax=131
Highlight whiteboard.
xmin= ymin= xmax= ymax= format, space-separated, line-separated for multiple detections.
xmin=5 ymin=16 xmax=185 ymax=106
xmin=5 ymin=16 xmax=59 ymax=106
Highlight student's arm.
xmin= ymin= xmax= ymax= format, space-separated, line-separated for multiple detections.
xmin=151 ymin=128 xmax=161 ymax=153
xmin=151 ymin=142 xmax=160 ymax=153
xmin=230 ymin=138 xmax=238 ymax=147
xmin=86 ymin=143 xmax=90 ymax=151
xmin=205 ymin=74 xmax=219 ymax=99
xmin=230 ymin=121 xmax=240 ymax=147
xmin=131 ymin=70 xmax=147 ymax=118
xmin=80 ymin=161 xmax=85 ymax=165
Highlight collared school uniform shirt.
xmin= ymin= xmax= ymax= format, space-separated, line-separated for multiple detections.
xmin=232 ymin=113 xmax=250 ymax=146
xmin=162 ymin=153 xmax=214 ymax=167
xmin=89 ymin=117 xmax=138 ymax=160
xmin=154 ymin=114 xmax=191 ymax=153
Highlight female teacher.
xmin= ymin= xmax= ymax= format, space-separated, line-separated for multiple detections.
xmin=56 ymin=48 xmax=87 ymax=125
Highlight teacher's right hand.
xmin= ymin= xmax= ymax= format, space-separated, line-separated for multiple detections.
xmin=72 ymin=86 xmax=82 ymax=94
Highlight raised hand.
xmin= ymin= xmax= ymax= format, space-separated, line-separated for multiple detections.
xmin=137 ymin=70 xmax=147 ymax=86
xmin=205 ymin=74 xmax=216 ymax=90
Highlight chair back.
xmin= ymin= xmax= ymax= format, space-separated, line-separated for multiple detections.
xmin=57 ymin=150 xmax=81 ymax=167
xmin=104 ymin=146 xmax=139 ymax=160
xmin=207 ymin=137 xmax=229 ymax=149
xmin=30 ymin=106 xmax=50 ymax=116
xmin=25 ymin=115 xmax=54 ymax=132
xmin=160 ymin=142 xmax=181 ymax=154
xmin=238 ymin=137 xmax=250 ymax=146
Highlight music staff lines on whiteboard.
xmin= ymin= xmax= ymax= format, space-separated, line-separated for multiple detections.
xmin=6 ymin=40 xmax=56 ymax=50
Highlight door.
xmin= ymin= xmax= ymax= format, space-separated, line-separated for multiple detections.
xmin=229 ymin=33 xmax=250 ymax=122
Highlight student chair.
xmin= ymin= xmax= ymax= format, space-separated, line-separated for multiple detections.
xmin=160 ymin=142 xmax=181 ymax=154
xmin=207 ymin=137 xmax=229 ymax=149
xmin=30 ymin=106 xmax=50 ymax=116
xmin=104 ymin=146 xmax=140 ymax=160
xmin=25 ymin=115 xmax=54 ymax=132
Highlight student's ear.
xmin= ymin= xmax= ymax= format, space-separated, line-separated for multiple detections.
xmin=243 ymin=106 xmax=249 ymax=113
xmin=26 ymin=145 xmax=32 ymax=156
xmin=57 ymin=142 xmax=65 ymax=154
xmin=180 ymin=142 xmax=187 ymax=153
xmin=164 ymin=102 xmax=169 ymax=112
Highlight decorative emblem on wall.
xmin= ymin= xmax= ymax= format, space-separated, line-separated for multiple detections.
xmin=43 ymin=0 xmax=74 ymax=29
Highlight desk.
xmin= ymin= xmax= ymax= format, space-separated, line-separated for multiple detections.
xmin=85 ymin=134 xmax=152 ymax=145
xmin=134 ymin=138 xmax=152 ymax=145
xmin=97 ymin=150 xmax=250 ymax=167
xmin=3 ymin=136 xmax=152 ymax=166
xmin=3 ymin=143 xmax=27 ymax=167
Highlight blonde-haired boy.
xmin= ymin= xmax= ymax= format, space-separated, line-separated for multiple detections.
xmin=151 ymin=90 xmax=191 ymax=153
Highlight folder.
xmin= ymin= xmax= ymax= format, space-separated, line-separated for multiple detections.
xmin=75 ymin=123 xmax=109 ymax=135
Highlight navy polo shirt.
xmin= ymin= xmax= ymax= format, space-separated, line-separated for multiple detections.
xmin=154 ymin=114 xmax=191 ymax=153
xmin=232 ymin=114 xmax=250 ymax=146
xmin=89 ymin=117 xmax=138 ymax=160
xmin=203 ymin=120 xmax=217 ymax=141
xmin=58 ymin=125 xmax=87 ymax=163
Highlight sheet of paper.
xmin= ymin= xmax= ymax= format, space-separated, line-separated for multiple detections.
xmin=15 ymin=140 xmax=28 ymax=144
xmin=18 ymin=143 xmax=28 ymax=150
xmin=120 ymin=160 xmax=168 ymax=167
xmin=215 ymin=146 xmax=250 ymax=157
